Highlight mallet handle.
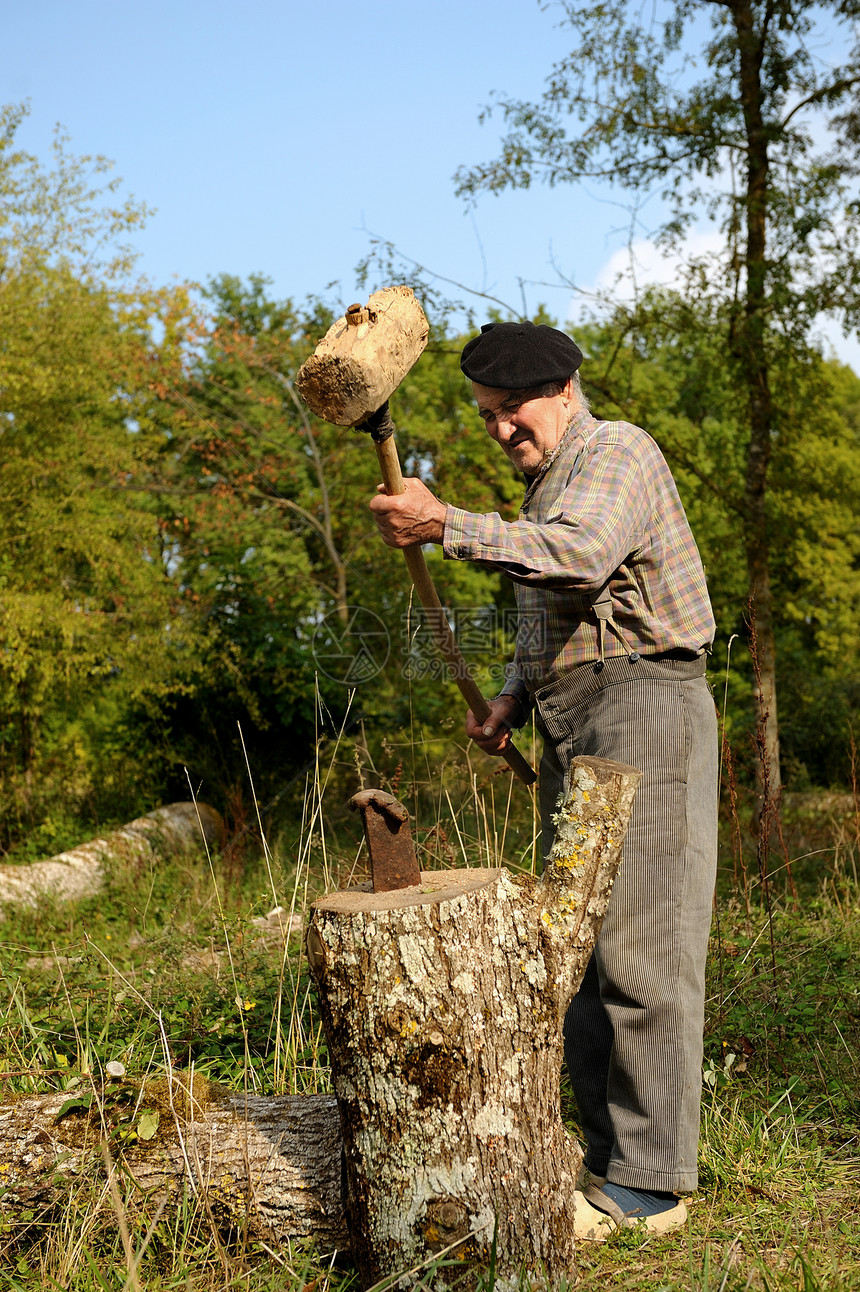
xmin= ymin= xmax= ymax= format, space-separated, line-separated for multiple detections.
xmin=374 ymin=435 xmax=537 ymax=787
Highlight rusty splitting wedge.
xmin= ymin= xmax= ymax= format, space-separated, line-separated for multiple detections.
xmin=349 ymin=789 xmax=421 ymax=892
xmin=296 ymin=286 xmax=537 ymax=786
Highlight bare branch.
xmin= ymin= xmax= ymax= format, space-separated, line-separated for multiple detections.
xmin=361 ymin=227 xmax=525 ymax=318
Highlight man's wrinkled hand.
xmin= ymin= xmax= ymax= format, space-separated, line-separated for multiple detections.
xmin=465 ymin=695 xmax=522 ymax=756
xmin=368 ymin=478 xmax=447 ymax=548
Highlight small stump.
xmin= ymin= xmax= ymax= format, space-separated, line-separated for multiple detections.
xmin=307 ymin=755 xmax=640 ymax=1289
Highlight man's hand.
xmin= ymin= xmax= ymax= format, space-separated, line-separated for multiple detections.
xmin=465 ymin=695 xmax=523 ymax=756
xmin=369 ymin=478 xmax=447 ymax=548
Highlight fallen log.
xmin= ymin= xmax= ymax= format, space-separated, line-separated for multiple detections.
xmin=308 ymin=755 xmax=641 ymax=1290
xmin=0 ymin=802 xmax=224 ymax=912
xmin=0 ymin=1076 xmax=347 ymax=1253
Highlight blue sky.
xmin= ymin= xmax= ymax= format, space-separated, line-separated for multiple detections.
xmin=5 ymin=0 xmax=859 ymax=368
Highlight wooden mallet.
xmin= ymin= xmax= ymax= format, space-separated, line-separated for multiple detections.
xmin=296 ymin=285 xmax=536 ymax=785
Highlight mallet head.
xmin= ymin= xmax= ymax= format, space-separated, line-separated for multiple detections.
xmin=296 ymin=285 xmax=429 ymax=427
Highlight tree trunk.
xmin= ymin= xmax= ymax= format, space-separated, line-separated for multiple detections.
xmin=731 ymin=0 xmax=782 ymax=806
xmin=307 ymin=755 xmax=641 ymax=1290
xmin=745 ymin=548 xmax=782 ymax=809
xmin=0 ymin=802 xmax=224 ymax=912
xmin=0 ymin=1079 xmax=348 ymax=1253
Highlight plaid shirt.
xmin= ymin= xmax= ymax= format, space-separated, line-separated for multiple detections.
xmin=442 ymin=410 xmax=715 ymax=690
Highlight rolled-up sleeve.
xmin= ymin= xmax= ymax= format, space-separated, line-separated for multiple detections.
xmin=443 ymin=447 xmax=650 ymax=591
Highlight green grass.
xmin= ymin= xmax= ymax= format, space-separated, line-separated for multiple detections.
xmin=1 ymin=746 xmax=859 ymax=1291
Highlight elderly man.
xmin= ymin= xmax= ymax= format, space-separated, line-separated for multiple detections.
xmin=369 ymin=321 xmax=718 ymax=1236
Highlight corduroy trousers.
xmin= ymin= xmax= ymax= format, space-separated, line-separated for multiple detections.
xmin=535 ymin=654 xmax=718 ymax=1193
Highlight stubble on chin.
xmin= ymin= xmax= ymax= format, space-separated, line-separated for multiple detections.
xmin=507 ymin=448 xmax=542 ymax=473
xmin=505 ymin=439 xmax=536 ymax=469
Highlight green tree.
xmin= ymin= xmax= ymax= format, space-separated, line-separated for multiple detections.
xmin=456 ymin=0 xmax=860 ymax=799
xmin=0 ymin=101 xmax=148 ymax=284
xmin=164 ymin=275 xmax=529 ymax=806
xmin=0 ymin=104 xmax=536 ymax=846
xmin=0 ymin=104 xmax=198 ymax=846
xmin=147 ymin=275 xmax=335 ymax=806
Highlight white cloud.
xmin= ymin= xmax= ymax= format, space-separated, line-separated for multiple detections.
xmin=582 ymin=231 xmax=860 ymax=375
xmin=585 ymin=230 xmax=725 ymax=300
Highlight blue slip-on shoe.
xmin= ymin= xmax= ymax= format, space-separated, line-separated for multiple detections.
xmin=584 ymin=1183 xmax=688 ymax=1235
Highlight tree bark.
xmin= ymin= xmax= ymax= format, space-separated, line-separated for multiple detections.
xmin=0 ymin=802 xmax=224 ymax=912
xmin=730 ymin=0 xmax=782 ymax=806
xmin=307 ymin=755 xmax=641 ymax=1291
xmin=0 ymin=1079 xmax=348 ymax=1254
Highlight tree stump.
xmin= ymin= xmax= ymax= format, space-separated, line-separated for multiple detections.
xmin=306 ymin=755 xmax=641 ymax=1290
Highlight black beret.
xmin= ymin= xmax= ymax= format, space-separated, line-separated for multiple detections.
xmin=460 ymin=321 xmax=583 ymax=389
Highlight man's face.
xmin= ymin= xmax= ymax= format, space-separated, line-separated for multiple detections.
xmin=472 ymin=379 xmax=576 ymax=474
